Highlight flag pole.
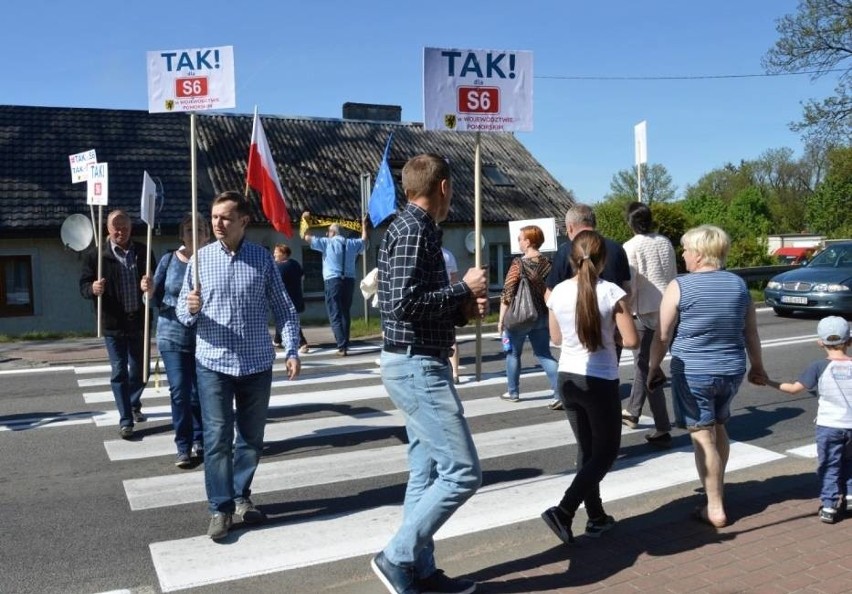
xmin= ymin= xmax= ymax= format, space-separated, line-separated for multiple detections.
xmin=143 ymin=219 xmax=153 ymax=383
xmin=246 ymin=106 xmax=257 ymax=198
xmin=96 ymin=205 xmax=103 ymax=338
xmin=360 ymin=172 xmax=371 ymax=323
xmin=191 ymin=112 xmax=199 ymax=288
xmin=474 ymin=132 xmax=482 ymax=382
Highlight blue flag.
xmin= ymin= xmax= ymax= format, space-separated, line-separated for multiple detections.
xmin=368 ymin=134 xmax=396 ymax=227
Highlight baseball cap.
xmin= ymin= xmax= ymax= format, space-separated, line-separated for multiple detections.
xmin=817 ymin=316 xmax=850 ymax=346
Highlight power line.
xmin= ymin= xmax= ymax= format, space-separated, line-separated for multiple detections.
xmin=536 ymin=69 xmax=845 ymax=81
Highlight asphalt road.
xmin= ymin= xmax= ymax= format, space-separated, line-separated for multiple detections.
xmin=0 ymin=310 xmax=826 ymax=594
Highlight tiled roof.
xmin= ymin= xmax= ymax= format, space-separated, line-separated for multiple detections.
xmin=0 ymin=105 xmax=210 ymax=235
xmin=0 ymin=105 xmax=574 ymax=234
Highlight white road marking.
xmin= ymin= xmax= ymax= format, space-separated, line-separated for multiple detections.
xmin=149 ymin=441 xmax=783 ymax=592
xmin=104 ymin=390 xmax=563 ymax=461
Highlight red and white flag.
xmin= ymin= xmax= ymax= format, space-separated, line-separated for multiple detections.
xmin=247 ymin=109 xmax=292 ymax=236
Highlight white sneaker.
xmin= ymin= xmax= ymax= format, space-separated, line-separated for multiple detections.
xmin=500 ymin=392 xmax=520 ymax=402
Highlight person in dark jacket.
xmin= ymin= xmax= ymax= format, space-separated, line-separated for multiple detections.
xmin=272 ymin=244 xmax=309 ymax=352
xmin=80 ymin=209 xmax=152 ymax=439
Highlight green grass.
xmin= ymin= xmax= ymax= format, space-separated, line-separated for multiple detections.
xmin=0 ymin=331 xmax=95 ymax=343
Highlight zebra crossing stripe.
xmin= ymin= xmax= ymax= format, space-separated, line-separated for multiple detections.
xmin=149 ymin=441 xmax=783 ymax=592
xmin=125 ymin=417 xmax=605 ymax=510
xmin=104 ymin=390 xmax=560 ymax=461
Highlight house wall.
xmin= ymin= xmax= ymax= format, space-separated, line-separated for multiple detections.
xmin=0 ymin=224 xmax=516 ymax=336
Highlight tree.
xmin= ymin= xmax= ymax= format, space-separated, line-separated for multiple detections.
xmin=806 ymin=146 xmax=852 ymax=236
xmin=604 ymin=163 xmax=676 ymax=204
xmin=593 ymin=195 xmax=632 ymax=244
xmin=763 ymin=0 xmax=852 ymax=140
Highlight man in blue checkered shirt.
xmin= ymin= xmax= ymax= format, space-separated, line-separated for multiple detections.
xmin=177 ymin=191 xmax=301 ymax=541
xmin=370 ymin=154 xmax=488 ymax=594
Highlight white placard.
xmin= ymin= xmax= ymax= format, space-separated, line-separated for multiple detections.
xmin=87 ymin=163 xmax=109 ymax=206
xmin=635 ymin=120 xmax=647 ymax=165
xmin=508 ymin=217 xmax=557 ymax=254
xmin=146 ymin=45 xmax=236 ymax=113
xmin=424 ymin=47 xmax=533 ymax=132
xmin=69 ymin=149 xmax=97 ymax=183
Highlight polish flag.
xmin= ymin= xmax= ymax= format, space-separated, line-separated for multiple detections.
xmin=247 ymin=110 xmax=292 ymax=236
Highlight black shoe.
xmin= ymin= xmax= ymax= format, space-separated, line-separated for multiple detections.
xmin=585 ymin=514 xmax=616 ymax=537
xmin=645 ymin=432 xmax=673 ymax=448
xmin=371 ymin=552 xmax=417 ymax=594
xmin=541 ymin=506 xmax=574 ymax=544
xmin=132 ymin=409 xmax=146 ymax=423
xmin=175 ymin=452 xmax=192 ymax=469
xmin=119 ymin=426 xmax=133 ymax=439
xmin=417 ymin=569 xmax=476 ymax=594
xmin=191 ymin=441 xmax=204 ymax=459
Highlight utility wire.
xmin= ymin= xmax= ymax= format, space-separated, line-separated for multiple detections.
xmin=536 ymin=68 xmax=845 ymax=81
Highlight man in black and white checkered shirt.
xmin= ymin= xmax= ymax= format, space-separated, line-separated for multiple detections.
xmin=371 ymin=153 xmax=488 ymax=594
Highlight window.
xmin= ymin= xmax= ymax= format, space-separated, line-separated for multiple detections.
xmin=302 ymin=250 xmax=324 ymax=294
xmin=483 ymin=164 xmax=514 ymax=187
xmin=488 ymin=243 xmax=513 ymax=288
xmin=0 ymin=256 xmax=34 ymax=317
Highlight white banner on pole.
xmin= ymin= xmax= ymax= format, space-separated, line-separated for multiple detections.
xmin=87 ymin=163 xmax=109 ymax=206
xmin=508 ymin=217 xmax=557 ymax=253
xmin=634 ymin=120 xmax=648 ymax=165
xmin=69 ymin=149 xmax=97 ymax=183
xmin=140 ymin=171 xmax=157 ymax=226
xmin=146 ymin=45 xmax=236 ymax=113
xmin=424 ymin=47 xmax=533 ymax=132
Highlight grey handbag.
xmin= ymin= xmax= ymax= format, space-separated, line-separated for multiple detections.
xmin=503 ymin=260 xmax=538 ymax=332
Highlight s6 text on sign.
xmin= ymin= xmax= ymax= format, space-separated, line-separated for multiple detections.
xmin=423 ymin=47 xmax=532 ymax=132
xmin=146 ymin=46 xmax=235 ymax=114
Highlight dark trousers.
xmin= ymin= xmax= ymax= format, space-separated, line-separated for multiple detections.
xmin=104 ymin=332 xmax=145 ymax=428
xmin=324 ymin=277 xmax=355 ymax=350
xmin=557 ymin=372 xmax=621 ymax=519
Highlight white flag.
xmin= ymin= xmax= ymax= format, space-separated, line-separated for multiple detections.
xmin=140 ymin=171 xmax=157 ymax=226
xmin=634 ymin=121 xmax=648 ymax=165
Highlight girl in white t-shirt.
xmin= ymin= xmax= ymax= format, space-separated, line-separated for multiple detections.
xmin=541 ymin=230 xmax=638 ymax=544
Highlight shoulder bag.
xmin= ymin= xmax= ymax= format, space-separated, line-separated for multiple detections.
xmin=503 ymin=258 xmax=538 ymax=333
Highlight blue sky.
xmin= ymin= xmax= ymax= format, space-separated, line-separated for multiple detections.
xmin=3 ymin=0 xmax=839 ymax=203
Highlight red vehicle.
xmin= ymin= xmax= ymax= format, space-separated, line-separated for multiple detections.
xmin=774 ymin=246 xmax=815 ymax=265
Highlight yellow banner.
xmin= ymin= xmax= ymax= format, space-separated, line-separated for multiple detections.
xmin=300 ymin=214 xmax=362 ymax=236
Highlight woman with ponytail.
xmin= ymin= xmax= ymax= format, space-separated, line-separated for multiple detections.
xmin=541 ymin=230 xmax=638 ymax=544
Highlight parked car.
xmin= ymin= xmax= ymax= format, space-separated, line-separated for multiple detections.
xmin=764 ymin=241 xmax=852 ymax=317
xmin=773 ymin=246 xmax=815 ymax=265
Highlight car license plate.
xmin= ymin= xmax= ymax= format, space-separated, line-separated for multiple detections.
xmin=781 ymin=296 xmax=808 ymax=305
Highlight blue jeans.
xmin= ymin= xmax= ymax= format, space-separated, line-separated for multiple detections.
xmin=380 ymin=351 xmax=482 ymax=577
xmin=160 ymin=350 xmax=203 ymax=455
xmin=505 ymin=316 xmax=558 ymax=397
xmin=103 ymin=333 xmax=145 ymax=428
xmin=196 ymin=364 xmax=272 ymax=514
xmin=815 ymin=425 xmax=852 ymax=509
xmin=671 ymin=372 xmax=743 ymax=429
xmin=324 ymin=277 xmax=355 ymax=350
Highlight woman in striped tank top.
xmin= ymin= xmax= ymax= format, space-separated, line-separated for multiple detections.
xmin=648 ymin=225 xmax=768 ymax=528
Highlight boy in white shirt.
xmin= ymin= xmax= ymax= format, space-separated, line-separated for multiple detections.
xmin=767 ymin=316 xmax=852 ymax=524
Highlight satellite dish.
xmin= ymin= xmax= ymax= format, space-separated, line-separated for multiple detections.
xmin=60 ymin=214 xmax=94 ymax=252
xmin=464 ymin=231 xmax=486 ymax=254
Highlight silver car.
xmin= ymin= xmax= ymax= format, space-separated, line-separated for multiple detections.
xmin=764 ymin=241 xmax=852 ymax=317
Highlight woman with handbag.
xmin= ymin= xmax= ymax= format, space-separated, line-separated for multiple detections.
xmin=497 ymin=225 xmax=559 ymax=406
xmin=541 ymin=230 xmax=639 ymax=543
